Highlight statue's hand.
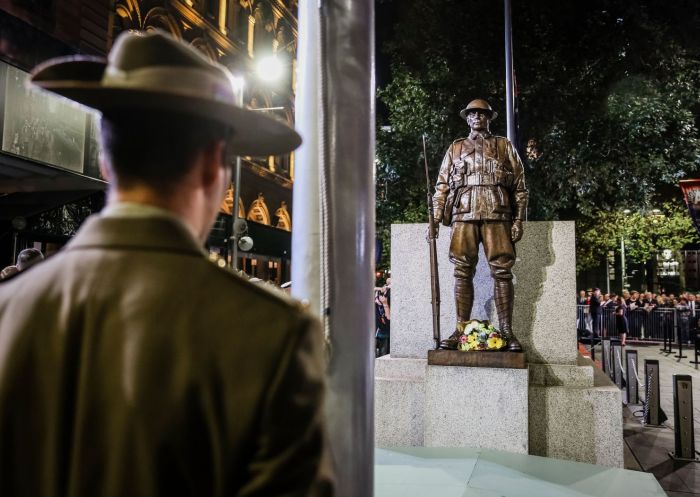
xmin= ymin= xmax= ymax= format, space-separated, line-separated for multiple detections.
xmin=426 ymin=223 xmax=439 ymax=241
xmin=511 ymin=219 xmax=524 ymax=243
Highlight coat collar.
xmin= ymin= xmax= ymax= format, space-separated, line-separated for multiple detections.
xmin=66 ymin=214 xmax=207 ymax=257
xmin=468 ymin=130 xmax=492 ymax=140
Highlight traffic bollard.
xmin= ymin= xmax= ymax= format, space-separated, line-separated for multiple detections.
xmin=626 ymin=349 xmax=639 ymax=404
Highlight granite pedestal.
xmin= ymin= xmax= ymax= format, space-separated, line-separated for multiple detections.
xmin=375 ymin=222 xmax=624 ymax=467
xmin=424 ymin=365 xmax=528 ymax=453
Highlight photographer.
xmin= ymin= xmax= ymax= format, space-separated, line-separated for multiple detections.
xmin=375 ymin=278 xmax=391 ymax=357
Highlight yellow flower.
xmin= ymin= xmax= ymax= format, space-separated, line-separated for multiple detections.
xmin=458 ymin=342 xmax=469 ymax=351
xmin=488 ymin=337 xmax=504 ymax=349
xmin=467 ymin=333 xmax=478 ymax=343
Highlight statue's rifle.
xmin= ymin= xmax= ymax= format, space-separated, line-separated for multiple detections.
xmin=423 ymin=134 xmax=441 ymax=349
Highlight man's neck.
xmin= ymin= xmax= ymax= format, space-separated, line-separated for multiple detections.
xmin=108 ymin=187 xmax=205 ymax=242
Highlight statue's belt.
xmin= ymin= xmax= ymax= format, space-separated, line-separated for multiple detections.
xmin=450 ymin=173 xmax=504 ymax=188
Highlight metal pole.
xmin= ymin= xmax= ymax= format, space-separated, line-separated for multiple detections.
xmin=504 ymin=0 xmax=516 ymax=143
xmin=621 ymin=237 xmax=626 ymax=294
xmin=690 ymin=335 xmax=700 ymax=366
xmin=626 ymin=350 xmax=639 ymax=404
xmin=292 ymin=0 xmax=323 ymax=316
xmin=676 ymin=309 xmax=688 ymax=359
xmin=318 ymin=1 xmax=375 ymax=495
xmin=11 ymin=231 xmax=18 ymax=265
xmin=231 ymin=86 xmax=244 ymax=271
xmin=612 ymin=340 xmax=623 ymax=389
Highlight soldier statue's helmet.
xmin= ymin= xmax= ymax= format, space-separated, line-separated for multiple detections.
xmin=459 ymin=99 xmax=498 ymax=121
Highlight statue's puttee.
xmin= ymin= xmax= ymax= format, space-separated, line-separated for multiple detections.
xmin=432 ymin=99 xmax=528 ymax=351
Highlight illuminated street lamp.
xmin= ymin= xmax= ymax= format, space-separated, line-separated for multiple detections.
xmin=256 ymin=55 xmax=284 ymax=83
xmin=226 ymin=71 xmax=287 ymax=271
xmin=230 ymin=75 xmax=245 ymax=271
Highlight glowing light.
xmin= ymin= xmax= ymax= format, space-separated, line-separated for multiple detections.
xmin=228 ymin=74 xmax=246 ymax=94
xmin=256 ymin=56 xmax=284 ymax=83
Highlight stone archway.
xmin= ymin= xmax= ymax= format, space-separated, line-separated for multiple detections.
xmin=143 ymin=7 xmax=182 ymax=39
xmin=247 ymin=193 xmax=271 ymax=225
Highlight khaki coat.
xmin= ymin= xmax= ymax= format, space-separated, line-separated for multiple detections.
xmin=0 ymin=214 xmax=332 ymax=497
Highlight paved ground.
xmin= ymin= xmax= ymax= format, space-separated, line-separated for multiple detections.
xmin=584 ymin=341 xmax=700 ymax=496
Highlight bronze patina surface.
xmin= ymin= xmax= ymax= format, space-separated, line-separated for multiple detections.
xmin=428 ymin=349 xmax=526 ymax=369
xmin=432 ymin=99 xmax=528 ymax=352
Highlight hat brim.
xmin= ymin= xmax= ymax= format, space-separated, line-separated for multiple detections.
xmin=30 ymin=59 xmax=301 ymax=157
xmin=459 ymin=108 xmax=498 ymax=121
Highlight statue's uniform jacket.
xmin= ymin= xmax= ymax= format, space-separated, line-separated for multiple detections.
xmin=431 ymin=131 xmax=529 ymax=338
xmin=432 ymin=132 xmax=528 ymax=225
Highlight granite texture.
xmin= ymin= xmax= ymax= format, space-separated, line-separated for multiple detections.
xmin=375 ymin=356 xmax=427 ymax=380
xmin=528 ymin=356 xmax=624 ymax=468
xmin=512 ymin=222 xmax=578 ymax=365
xmin=375 ymin=374 xmax=425 ymax=447
xmin=528 ymin=363 xmax=594 ymax=387
xmin=390 ymin=222 xmax=577 ymax=364
xmin=424 ymin=365 xmax=529 ymax=453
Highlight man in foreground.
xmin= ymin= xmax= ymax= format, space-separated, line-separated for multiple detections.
xmin=0 ymin=31 xmax=332 ymax=497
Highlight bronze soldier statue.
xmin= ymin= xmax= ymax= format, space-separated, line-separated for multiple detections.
xmin=432 ymin=99 xmax=528 ymax=351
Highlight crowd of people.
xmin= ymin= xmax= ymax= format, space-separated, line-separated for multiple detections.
xmin=578 ymin=287 xmax=700 ymax=346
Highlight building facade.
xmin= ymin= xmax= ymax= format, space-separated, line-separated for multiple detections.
xmin=0 ymin=0 xmax=298 ymax=282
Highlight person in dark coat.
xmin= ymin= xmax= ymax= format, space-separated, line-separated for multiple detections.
xmin=616 ymin=297 xmax=629 ymax=346
xmin=589 ymin=287 xmax=602 ymax=338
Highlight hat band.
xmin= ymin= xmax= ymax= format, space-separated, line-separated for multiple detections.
xmin=103 ymin=65 xmax=236 ymax=105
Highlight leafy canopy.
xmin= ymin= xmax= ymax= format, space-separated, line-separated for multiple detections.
xmin=376 ymin=0 xmax=700 ymax=268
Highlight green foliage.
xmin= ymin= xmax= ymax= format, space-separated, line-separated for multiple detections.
xmin=575 ymin=204 xmax=700 ymax=272
xmin=376 ymin=0 xmax=700 ymax=269
xmin=27 ymin=193 xmax=105 ymax=237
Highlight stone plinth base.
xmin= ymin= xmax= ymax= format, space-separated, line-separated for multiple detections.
xmin=375 ymin=356 xmax=528 ymax=454
xmin=528 ymin=355 xmax=624 ymax=467
xmin=425 ymin=364 xmax=529 ymax=453
xmin=375 ymin=354 xmax=623 ymax=467
xmin=375 ymin=357 xmax=426 ymax=447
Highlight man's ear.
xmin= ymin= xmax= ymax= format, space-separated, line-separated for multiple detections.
xmin=98 ymin=156 xmax=112 ymax=182
xmin=201 ymin=140 xmax=227 ymax=188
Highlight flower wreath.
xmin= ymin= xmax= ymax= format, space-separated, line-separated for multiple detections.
xmin=456 ymin=319 xmax=507 ymax=351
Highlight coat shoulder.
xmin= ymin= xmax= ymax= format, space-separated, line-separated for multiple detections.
xmin=204 ymin=261 xmax=307 ymax=315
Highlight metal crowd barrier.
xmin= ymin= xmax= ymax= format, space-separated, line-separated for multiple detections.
xmin=576 ymin=305 xmax=699 ymax=344
xmin=608 ymin=347 xmax=697 ymax=457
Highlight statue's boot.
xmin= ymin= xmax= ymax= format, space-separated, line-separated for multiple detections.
xmin=455 ymin=276 xmax=474 ymax=324
xmin=495 ymin=278 xmax=522 ymax=351
xmin=440 ymin=277 xmax=474 ymax=349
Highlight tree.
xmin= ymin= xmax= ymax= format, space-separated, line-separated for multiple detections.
xmin=376 ymin=0 xmax=700 ymax=269
xmin=575 ymin=204 xmax=699 ymax=283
